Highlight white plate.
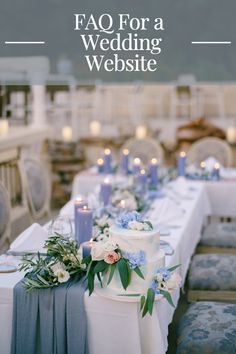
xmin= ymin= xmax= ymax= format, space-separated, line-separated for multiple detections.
xmin=94 ymin=284 xmax=163 ymax=303
xmin=0 ymin=264 xmax=17 ymax=273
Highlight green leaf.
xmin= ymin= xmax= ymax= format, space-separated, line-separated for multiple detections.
xmin=145 ymin=221 xmax=153 ymax=230
xmin=160 ymin=290 xmax=175 ymax=308
xmin=140 ymin=295 xmax=146 ymax=311
xmin=88 ymin=272 xmax=95 ymax=295
xmin=107 ymin=264 xmax=116 ymax=285
xmin=167 ymin=264 xmax=181 ymax=272
xmin=93 ymin=260 xmax=108 ymax=274
xmin=147 ymin=288 xmax=155 ymax=315
xmin=37 ymin=275 xmax=49 ymax=286
xmin=117 ymin=258 xmax=130 ymax=290
xmin=133 ymin=266 xmax=144 ymax=279
xmin=82 ymin=255 xmax=92 ymax=265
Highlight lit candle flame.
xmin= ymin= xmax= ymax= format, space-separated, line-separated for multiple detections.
xmin=104 ymin=177 xmax=110 ymax=184
xmin=151 ymin=158 xmax=158 ymax=165
xmin=140 ymin=169 xmax=146 ymax=175
xmin=200 ymin=161 xmax=206 ymax=169
xmin=123 ymin=148 xmax=130 ymax=155
xmin=97 ymin=158 xmax=104 ymax=165
xmin=104 ymin=148 xmax=111 ymax=155
xmin=134 ymin=157 xmax=141 ymax=165
xmin=214 ymin=163 xmax=220 ymax=170
xmin=180 ymin=151 xmax=186 ymax=158
xmin=120 ymin=200 xmax=126 ymax=208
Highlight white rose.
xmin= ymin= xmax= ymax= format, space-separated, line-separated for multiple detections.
xmin=103 ymin=227 xmax=110 ymax=236
xmin=103 ymin=241 xmax=118 ymax=252
xmin=54 ymin=269 xmax=70 ymax=283
xmin=91 ymin=242 xmax=106 ymax=261
xmin=93 ymin=226 xmax=101 ymax=238
xmin=96 ymin=215 xmax=109 ymax=228
xmin=50 ymin=262 xmax=65 ymax=274
xmin=165 ymin=273 xmax=182 ymax=290
xmin=128 ymin=221 xmax=144 ymax=231
xmin=97 ymin=234 xmax=109 ymax=243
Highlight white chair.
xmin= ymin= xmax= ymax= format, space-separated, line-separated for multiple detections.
xmin=0 ymin=181 xmax=11 ymax=250
xmin=121 ymin=138 xmax=164 ymax=165
xmin=18 ymin=158 xmax=51 ymax=221
xmin=187 ymin=137 xmax=233 ymax=167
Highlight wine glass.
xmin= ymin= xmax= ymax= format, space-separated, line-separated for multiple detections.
xmin=48 ymin=215 xmax=73 ymax=239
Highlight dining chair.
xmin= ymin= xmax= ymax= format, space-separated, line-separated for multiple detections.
xmin=121 ymin=137 xmax=164 ymax=165
xmin=187 ymin=137 xmax=233 ymax=167
xmin=18 ymin=157 xmax=51 ymax=222
xmin=0 ymin=181 xmax=11 ymax=250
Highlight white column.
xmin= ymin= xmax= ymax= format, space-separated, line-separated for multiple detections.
xmin=31 ymin=84 xmax=47 ymax=126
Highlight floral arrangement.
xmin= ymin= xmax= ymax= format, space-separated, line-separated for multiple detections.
xmin=83 ymin=240 xmax=145 ymax=295
xmin=84 ymin=239 xmax=181 ymax=317
xmin=19 ymin=235 xmax=85 ymax=291
xmin=111 ymin=186 xmax=146 ymax=212
xmin=140 ymin=265 xmax=181 ymax=317
xmin=93 ymin=214 xmax=112 ymax=243
xmin=117 ymin=211 xmax=153 ymax=231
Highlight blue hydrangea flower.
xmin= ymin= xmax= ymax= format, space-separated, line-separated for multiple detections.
xmin=150 ymin=280 xmax=160 ymax=294
xmin=123 ymin=250 xmax=146 ymax=269
xmin=155 ymin=267 xmax=171 ymax=281
xmin=117 ymin=211 xmax=142 ymax=229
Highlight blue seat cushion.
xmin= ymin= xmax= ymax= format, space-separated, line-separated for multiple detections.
xmin=177 ymin=301 xmax=236 ymax=354
xmin=188 ymin=254 xmax=236 ymax=290
xmin=199 ymin=223 xmax=236 ymax=248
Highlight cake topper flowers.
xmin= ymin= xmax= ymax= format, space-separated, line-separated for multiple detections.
xmin=117 ymin=211 xmax=153 ymax=231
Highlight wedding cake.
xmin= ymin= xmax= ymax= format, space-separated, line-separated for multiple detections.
xmin=105 ymin=213 xmax=165 ymax=294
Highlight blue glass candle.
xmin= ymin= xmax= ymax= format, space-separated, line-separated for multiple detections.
xmin=82 ymin=240 xmax=93 ymax=258
xmin=138 ymin=169 xmax=148 ymax=194
xmin=133 ymin=157 xmax=141 ymax=175
xmin=104 ymin=149 xmax=112 ymax=173
xmin=97 ymin=158 xmax=104 ymax=173
xmin=212 ymin=163 xmax=220 ymax=180
xmin=149 ymin=158 xmax=159 ymax=186
xmin=177 ymin=151 xmax=186 ymax=177
xmin=76 ymin=206 xmax=93 ymax=244
xmin=100 ymin=178 xmax=112 ymax=206
xmin=74 ymin=197 xmax=88 ymax=240
xmin=121 ymin=148 xmax=130 ymax=174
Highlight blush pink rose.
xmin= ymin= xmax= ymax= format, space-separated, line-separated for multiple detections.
xmin=104 ymin=251 xmax=120 ymax=264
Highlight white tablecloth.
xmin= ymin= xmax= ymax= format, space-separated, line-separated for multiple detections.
xmin=0 ymin=180 xmax=213 ymax=354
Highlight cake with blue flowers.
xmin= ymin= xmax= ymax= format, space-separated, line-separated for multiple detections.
xmin=107 ymin=212 xmax=165 ymax=294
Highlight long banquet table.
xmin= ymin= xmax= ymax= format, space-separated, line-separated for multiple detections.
xmin=1 ymin=176 xmax=236 ymax=354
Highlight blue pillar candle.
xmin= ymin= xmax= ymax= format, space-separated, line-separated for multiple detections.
xmin=133 ymin=157 xmax=141 ymax=175
xmin=149 ymin=158 xmax=159 ymax=186
xmin=76 ymin=206 xmax=93 ymax=244
xmin=100 ymin=178 xmax=112 ymax=206
xmin=82 ymin=239 xmax=93 ymax=258
xmin=212 ymin=163 xmax=220 ymax=180
xmin=177 ymin=151 xmax=186 ymax=177
xmin=104 ymin=148 xmax=112 ymax=173
xmin=74 ymin=197 xmax=88 ymax=240
xmin=138 ymin=169 xmax=148 ymax=194
xmin=200 ymin=161 xmax=206 ymax=177
xmin=121 ymin=148 xmax=130 ymax=174
xmin=97 ymin=158 xmax=105 ymax=173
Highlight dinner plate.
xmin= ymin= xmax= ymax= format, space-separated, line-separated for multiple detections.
xmin=0 ymin=264 xmax=17 ymax=273
xmin=94 ymin=284 xmax=163 ymax=303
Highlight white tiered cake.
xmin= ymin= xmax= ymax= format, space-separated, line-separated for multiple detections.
xmin=105 ymin=225 xmax=165 ymax=294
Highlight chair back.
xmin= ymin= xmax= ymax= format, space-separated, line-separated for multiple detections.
xmin=121 ymin=138 xmax=163 ymax=165
xmin=18 ymin=158 xmax=51 ymax=221
xmin=187 ymin=137 xmax=233 ymax=167
xmin=0 ymin=181 xmax=11 ymax=249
